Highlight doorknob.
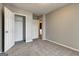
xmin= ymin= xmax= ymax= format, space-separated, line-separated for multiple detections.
xmin=5 ymin=31 xmax=8 ymax=33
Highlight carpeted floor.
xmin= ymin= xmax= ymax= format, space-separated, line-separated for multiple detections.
xmin=6 ymin=39 xmax=79 ymax=56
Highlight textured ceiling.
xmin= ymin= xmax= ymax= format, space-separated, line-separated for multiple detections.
xmin=6 ymin=3 xmax=68 ymax=15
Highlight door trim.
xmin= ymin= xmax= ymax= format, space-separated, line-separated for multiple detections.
xmin=2 ymin=6 xmax=4 ymax=52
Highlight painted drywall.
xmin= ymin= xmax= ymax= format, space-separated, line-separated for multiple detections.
xmin=46 ymin=4 xmax=79 ymax=50
xmin=42 ymin=15 xmax=46 ymax=40
xmin=0 ymin=4 xmax=2 ymax=53
xmin=32 ymin=19 xmax=39 ymax=39
xmin=4 ymin=4 xmax=33 ymax=42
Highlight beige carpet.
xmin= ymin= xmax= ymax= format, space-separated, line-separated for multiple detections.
xmin=6 ymin=39 xmax=79 ymax=56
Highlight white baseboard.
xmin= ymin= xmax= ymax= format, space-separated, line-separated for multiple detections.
xmin=0 ymin=51 xmax=2 ymax=53
xmin=46 ymin=39 xmax=79 ymax=52
xmin=42 ymin=39 xmax=47 ymax=40
xmin=26 ymin=39 xmax=33 ymax=43
xmin=42 ymin=37 xmax=47 ymax=40
xmin=33 ymin=38 xmax=39 ymax=40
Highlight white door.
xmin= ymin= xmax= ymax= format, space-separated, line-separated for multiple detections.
xmin=15 ymin=16 xmax=23 ymax=42
xmin=4 ymin=7 xmax=14 ymax=52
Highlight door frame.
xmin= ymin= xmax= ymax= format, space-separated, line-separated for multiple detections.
xmin=14 ymin=14 xmax=26 ymax=42
xmin=38 ymin=15 xmax=46 ymax=40
xmin=2 ymin=5 xmax=4 ymax=52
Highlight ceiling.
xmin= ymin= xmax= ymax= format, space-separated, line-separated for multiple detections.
xmin=6 ymin=3 xmax=69 ymax=15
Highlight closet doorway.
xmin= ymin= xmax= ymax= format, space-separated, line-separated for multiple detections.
xmin=15 ymin=15 xmax=26 ymax=43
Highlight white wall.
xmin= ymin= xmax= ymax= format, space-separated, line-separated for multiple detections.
xmin=4 ymin=4 xmax=33 ymax=42
xmin=32 ymin=19 xmax=39 ymax=39
xmin=42 ymin=15 xmax=46 ymax=40
xmin=0 ymin=4 xmax=2 ymax=53
xmin=46 ymin=4 xmax=79 ymax=50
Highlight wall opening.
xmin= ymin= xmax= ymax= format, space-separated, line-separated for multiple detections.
xmin=39 ymin=20 xmax=43 ymax=39
xmin=15 ymin=14 xmax=26 ymax=44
